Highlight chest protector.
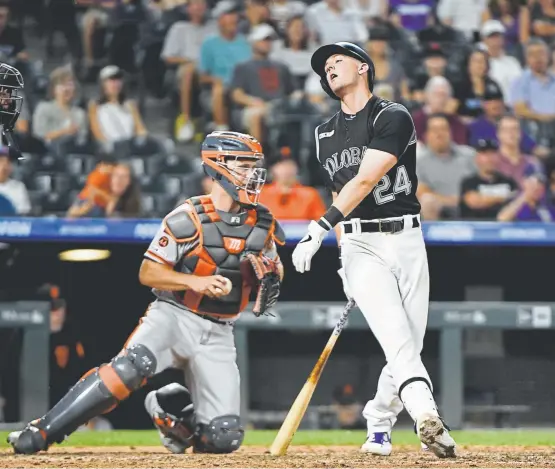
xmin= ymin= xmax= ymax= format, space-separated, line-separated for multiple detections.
xmin=167 ymin=196 xmax=284 ymax=317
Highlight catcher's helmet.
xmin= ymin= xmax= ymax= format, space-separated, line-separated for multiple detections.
xmin=311 ymin=42 xmax=375 ymax=101
xmin=201 ymin=131 xmax=266 ymax=206
xmin=0 ymin=63 xmax=24 ymax=131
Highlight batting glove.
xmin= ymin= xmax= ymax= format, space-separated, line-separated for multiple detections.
xmin=292 ymin=220 xmax=328 ymax=273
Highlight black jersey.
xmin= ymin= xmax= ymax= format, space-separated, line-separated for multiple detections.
xmin=315 ymin=95 xmax=421 ymax=220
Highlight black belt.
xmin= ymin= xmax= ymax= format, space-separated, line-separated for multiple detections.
xmin=196 ymin=313 xmax=234 ymax=326
xmin=343 ymin=216 xmax=419 ymax=234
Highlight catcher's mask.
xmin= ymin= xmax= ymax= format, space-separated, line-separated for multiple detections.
xmin=201 ymin=131 xmax=266 ymax=206
xmin=0 ymin=63 xmax=24 ymax=131
xmin=310 ymin=41 xmax=375 ymax=101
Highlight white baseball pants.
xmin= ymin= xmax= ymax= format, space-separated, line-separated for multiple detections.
xmin=340 ymin=215 xmax=436 ymax=432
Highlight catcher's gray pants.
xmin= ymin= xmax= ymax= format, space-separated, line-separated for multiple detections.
xmin=340 ymin=215 xmax=432 ymax=432
xmin=125 ymin=300 xmax=240 ymax=424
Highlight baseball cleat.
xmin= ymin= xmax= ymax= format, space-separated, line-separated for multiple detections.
xmin=416 ymin=414 xmax=456 ymax=458
xmin=7 ymin=422 xmax=48 ymax=454
xmin=145 ymin=390 xmax=194 ymax=454
xmin=360 ymin=432 xmax=392 ymax=456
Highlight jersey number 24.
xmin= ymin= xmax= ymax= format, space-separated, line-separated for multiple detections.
xmin=373 ymin=165 xmax=412 ymax=205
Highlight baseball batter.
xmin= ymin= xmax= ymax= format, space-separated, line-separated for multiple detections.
xmin=8 ymin=131 xmax=285 ymax=455
xmin=292 ymin=42 xmax=456 ymax=458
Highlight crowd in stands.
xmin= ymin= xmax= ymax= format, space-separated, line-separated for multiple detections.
xmin=0 ymin=0 xmax=554 ymax=222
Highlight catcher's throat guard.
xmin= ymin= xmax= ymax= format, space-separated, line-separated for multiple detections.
xmin=202 ymin=131 xmax=267 ymax=206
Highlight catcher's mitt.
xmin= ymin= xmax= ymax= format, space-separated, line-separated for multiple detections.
xmin=241 ymin=252 xmax=281 ymax=317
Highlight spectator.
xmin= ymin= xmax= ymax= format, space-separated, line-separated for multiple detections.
xmin=269 ymin=0 xmax=307 ymax=35
xmin=0 ymin=147 xmax=30 ymax=215
xmin=365 ymin=26 xmax=410 ymax=102
xmin=88 ymin=65 xmax=156 ymax=157
xmin=418 ymin=10 xmax=462 ymax=43
xmin=389 ymin=0 xmax=435 ymax=33
xmin=460 ymin=139 xmax=518 ymax=219
xmin=45 ymin=0 xmax=82 ymax=68
xmin=303 ymin=71 xmax=339 ymax=117
xmin=437 ymin=0 xmax=489 ymax=40
xmin=13 ymin=91 xmax=47 ymax=155
xmin=345 ymin=0 xmax=388 ymax=25
xmin=68 ymin=157 xmax=115 ymax=218
xmin=76 ymin=0 xmax=115 ymax=78
xmin=481 ymin=20 xmax=523 ymax=101
xmin=32 ymin=66 xmax=88 ymax=151
xmin=305 ymin=0 xmax=368 ymax=45
xmin=510 ymin=39 xmax=555 ymax=135
xmin=497 ymin=172 xmax=555 ymax=221
xmin=0 ymin=1 xmax=28 ymax=65
xmin=271 ymin=16 xmax=315 ymax=91
xmin=468 ymin=82 xmax=547 ymax=156
xmin=413 ymin=77 xmax=467 ymax=144
xmin=239 ymin=0 xmax=278 ymax=36
xmin=230 ymin=24 xmax=294 ymax=142
xmin=161 ymin=0 xmax=216 ymax=142
xmin=67 ymin=162 xmax=140 ymax=218
xmin=416 ymin=114 xmax=476 ymax=220
xmin=199 ymin=1 xmax=251 ymax=131
xmin=482 ymin=0 xmax=530 ymax=51
xmin=496 ymin=114 xmax=543 ymax=187
xmin=259 ymin=154 xmax=326 ymax=220
xmin=530 ymin=0 xmax=555 ymax=46
xmin=331 ymin=384 xmax=363 ymax=430
xmin=453 ymin=48 xmax=502 ymax=121
xmin=411 ymin=43 xmax=453 ymax=104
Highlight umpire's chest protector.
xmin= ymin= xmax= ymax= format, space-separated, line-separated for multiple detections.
xmin=169 ymin=196 xmax=284 ymax=316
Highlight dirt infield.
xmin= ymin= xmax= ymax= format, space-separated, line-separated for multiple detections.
xmin=1 ymin=445 xmax=554 ymax=468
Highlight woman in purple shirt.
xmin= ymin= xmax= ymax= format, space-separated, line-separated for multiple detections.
xmin=497 ymin=173 xmax=555 ymax=221
xmin=389 ymin=0 xmax=435 ymax=32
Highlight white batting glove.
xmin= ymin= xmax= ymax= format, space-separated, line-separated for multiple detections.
xmin=292 ymin=220 xmax=328 ymax=273
xmin=337 ymin=267 xmax=354 ymax=301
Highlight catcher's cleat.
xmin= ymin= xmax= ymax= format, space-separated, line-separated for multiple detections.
xmin=416 ymin=414 xmax=456 ymax=458
xmin=145 ymin=388 xmax=195 ymax=454
xmin=7 ymin=422 xmax=48 ymax=455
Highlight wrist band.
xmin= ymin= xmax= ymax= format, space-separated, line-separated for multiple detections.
xmin=317 ymin=205 xmax=344 ymax=231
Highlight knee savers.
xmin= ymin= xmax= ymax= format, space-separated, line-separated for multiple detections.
xmin=101 ymin=344 xmax=157 ymax=400
xmin=195 ymin=415 xmax=244 ymax=454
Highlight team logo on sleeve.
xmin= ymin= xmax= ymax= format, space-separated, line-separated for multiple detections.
xmin=159 ymin=236 xmax=169 ymax=247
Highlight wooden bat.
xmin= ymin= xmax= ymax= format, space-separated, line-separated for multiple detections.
xmin=269 ymin=299 xmax=356 ymax=456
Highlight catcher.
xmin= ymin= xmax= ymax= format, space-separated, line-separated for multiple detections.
xmin=8 ymin=131 xmax=285 ymax=455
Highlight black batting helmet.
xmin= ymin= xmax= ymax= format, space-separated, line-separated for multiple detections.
xmin=311 ymin=42 xmax=375 ymax=101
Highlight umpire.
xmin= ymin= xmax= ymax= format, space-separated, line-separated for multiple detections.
xmin=291 ymin=42 xmax=456 ymax=458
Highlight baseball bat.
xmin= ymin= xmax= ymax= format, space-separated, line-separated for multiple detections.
xmin=269 ymin=299 xmax=356 ymax=456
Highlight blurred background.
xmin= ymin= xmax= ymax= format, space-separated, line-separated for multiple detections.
xmin=0 ymin=0 xmax=555 ymax=433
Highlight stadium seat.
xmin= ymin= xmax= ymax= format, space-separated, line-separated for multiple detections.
xmin=65 ymin=154 xmax=98 ymax=177
xmin=141 ymin=193 xmax=176 ymax=217
xmin=30 ymin=173 xmax=71 ymax=195
xmin=159 ymin=153 xmax=194 ymax=174
xmin=41 ymin=191 xmax=69 ymax=215
xmin=34 ymin=153 xmax=65 ymax=172
xmin=156 ymin=174 xmax=182 ymax=196
xmin=27 ymin=191 xmax=45 ymax=216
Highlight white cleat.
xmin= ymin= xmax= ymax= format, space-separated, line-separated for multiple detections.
xmin=416 ymin=414 xmax=456 ymax=458
xmin=360 ymin=432 xmax=392 ymax=456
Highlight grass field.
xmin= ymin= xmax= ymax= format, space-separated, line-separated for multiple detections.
xmin=1 ymin=429 xmax=555 ymax=448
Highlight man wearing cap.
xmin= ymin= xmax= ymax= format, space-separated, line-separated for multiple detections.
xmin=230 ymin=24 xmax=294 ymax=142
xmin=460 ymin=139 xmax=517 ymax=220
xmin=292 ymin=42 xmax=457 ymax=458
xmin=305 ymin=0 xmax=368 ymax=45
xmin=198 ymin=1 xmax=251 ymax=131
xmin=481 ymin=20 xmax=522 ymax=102
xmin=411 ymin=43 xmax=455 ymax=105
xmin=468 ymin=82 xmax=544 ymax=157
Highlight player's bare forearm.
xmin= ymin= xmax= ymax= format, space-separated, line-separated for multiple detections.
xmin=332 ymin=149 xmax=397 ymax=218
xmin=464 ymin=191 xmax=508 ymax=209
xmin=139 ymin=259 xmax=197 ymax=291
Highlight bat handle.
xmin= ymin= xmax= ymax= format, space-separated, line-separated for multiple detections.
xmin=332 ymin=299 xmax=356 ymax=336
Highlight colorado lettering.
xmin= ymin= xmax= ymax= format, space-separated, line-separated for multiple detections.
xmin=323 ymin=146 xmax=367 ymax=178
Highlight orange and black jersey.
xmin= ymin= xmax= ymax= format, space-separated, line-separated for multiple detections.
xmin=144 ymin=196 xmax=285 ymax=317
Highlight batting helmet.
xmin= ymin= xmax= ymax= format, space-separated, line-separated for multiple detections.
xmin=201 ymin=131 xmax=267 ymax=206
xmin=311 ymin=42 xmax=375 ymax=100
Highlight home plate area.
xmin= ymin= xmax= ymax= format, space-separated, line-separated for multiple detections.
xmin=1 ymin=445 xmax=554 ymax=468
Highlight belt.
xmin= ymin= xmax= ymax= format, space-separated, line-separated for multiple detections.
xmin=343 ymin=216 xmax=419 ymax=235
xmin=196 ymin=313 xmax=234 ymax=326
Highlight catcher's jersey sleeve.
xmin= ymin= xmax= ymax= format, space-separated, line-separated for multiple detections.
xmin=144 ymin=207 xmax=199 ymax=266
